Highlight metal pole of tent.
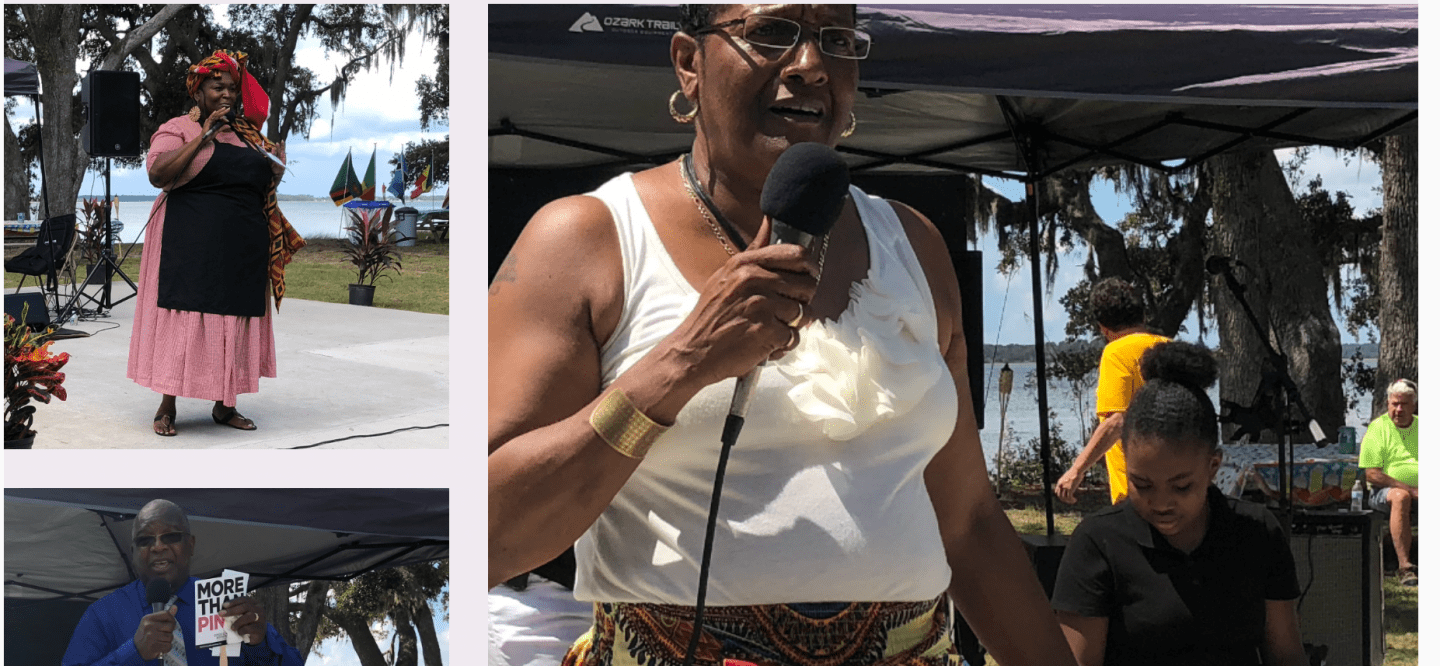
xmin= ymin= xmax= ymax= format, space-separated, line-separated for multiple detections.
xmin=1025 ymin=176 xmax=1057 ymax=537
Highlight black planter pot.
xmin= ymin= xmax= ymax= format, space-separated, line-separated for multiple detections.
xmin=5 ymin=434 xmax=35 ymax=449
xmin=348 ymin=283 xmax=376 ymax=306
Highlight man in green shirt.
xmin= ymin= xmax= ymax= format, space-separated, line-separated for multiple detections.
xmin=1359 ymin=379 xmax=1420 ymax=586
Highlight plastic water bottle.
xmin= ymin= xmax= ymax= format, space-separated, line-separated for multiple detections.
xmin=1350 ymin=478 xmax=1365 ymax=512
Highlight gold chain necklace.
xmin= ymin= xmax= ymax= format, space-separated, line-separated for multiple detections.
xmin=679 ymin=153 xmax=830 ymax=277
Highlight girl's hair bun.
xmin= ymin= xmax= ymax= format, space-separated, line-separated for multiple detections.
xmin=1139 ymin=341 xmax=1217 ymax=391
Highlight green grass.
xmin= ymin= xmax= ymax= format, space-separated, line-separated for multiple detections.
xmin=5 ymin=236 xmax=448 ymax=315
xmin=1382 ymin=574 xmax=1418 ymax=666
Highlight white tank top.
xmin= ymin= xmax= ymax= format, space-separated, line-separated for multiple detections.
xmin=574 ymin=173 xmax=957 ymax=605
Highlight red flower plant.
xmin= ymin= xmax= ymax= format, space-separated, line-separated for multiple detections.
xmin=5 ymin=304 xmax=69 ymax=441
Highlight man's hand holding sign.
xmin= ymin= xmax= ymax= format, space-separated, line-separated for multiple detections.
xmin=221 ymin=595 xmax=270 ymax=646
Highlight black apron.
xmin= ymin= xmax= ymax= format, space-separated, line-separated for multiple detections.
xmin=157 ymin=142 xmax=271 ymax=317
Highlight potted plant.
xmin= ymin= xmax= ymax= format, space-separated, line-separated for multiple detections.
xmin=341 ymin=206 xmax=407 ymax=306
xmin=4 ymin=303 xmax=69 ymax=448
xmin=77 ymin=198 xmax=110 ymax=283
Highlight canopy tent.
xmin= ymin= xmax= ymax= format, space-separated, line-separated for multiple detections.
xmin=490 ymin=5 xmax=1418 ymax=534
xmin=5 ymin=488 xmax=448 ymax=664
xmin=4 ymin=57 xmax=40 ymax=96
xmin=5 ymin=57 xmax=53 ymax=221
xmin=5 ymin=488 xmax=448 ymax=602
xmin=490 ymin=5 xmax=1416 ymax=175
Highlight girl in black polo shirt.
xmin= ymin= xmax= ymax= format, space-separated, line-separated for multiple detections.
xmin=1050 ymin=342 xmax=1308 ymax=666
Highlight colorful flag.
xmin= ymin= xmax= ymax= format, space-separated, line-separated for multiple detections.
xmin=410 ymin=163 xmax=431 ymax=199
xmin=360 ymin=148 xmax=377 ymax=201
xmin=388 ymin=153 xmax=407 ymax=201
xmin=330 ymin=150 xmax=362 ymax=206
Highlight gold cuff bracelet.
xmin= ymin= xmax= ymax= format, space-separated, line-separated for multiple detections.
xmin=590 ymin=390 xmax=668 ymax=459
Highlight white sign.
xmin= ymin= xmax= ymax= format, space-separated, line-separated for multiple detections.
xmin=193 ymin=570 xmax=249 ymax=650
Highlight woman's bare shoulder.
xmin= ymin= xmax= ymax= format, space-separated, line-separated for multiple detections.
xmin=491 ymin=191 xmax=624 ymax=343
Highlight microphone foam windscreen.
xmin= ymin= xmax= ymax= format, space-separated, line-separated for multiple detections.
xmin=760 ymin=143 xmax=850 ymax=236
xmin=146 ymin=578 xmax=172 ymax=606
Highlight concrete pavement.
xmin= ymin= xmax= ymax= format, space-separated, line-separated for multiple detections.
xmin=13 ymin=286 xmax=448 ymax=449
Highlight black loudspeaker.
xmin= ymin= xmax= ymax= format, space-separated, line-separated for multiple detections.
xmin=81 ymin=70 xmax=141 ymax=157
xmin=4 ymin=293 xmax=51 ymax=327
xmin=1290 ymin=511 xmax=1385 ymax=666
xmin=957 ymin=250 xmax=984 ymax=429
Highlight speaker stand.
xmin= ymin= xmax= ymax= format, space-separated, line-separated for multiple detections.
xmin=57 ymin=158 xmax=136 ymax=323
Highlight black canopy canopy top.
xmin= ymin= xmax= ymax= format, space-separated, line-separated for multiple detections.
xmin=490 ymin=4 xmax=1417 ymax=177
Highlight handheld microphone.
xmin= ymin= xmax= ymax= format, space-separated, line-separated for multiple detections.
xmin=725 ymin=143 xmax=849 ymax=440
xmin=146 ymin=578 xmax=172 ymax=614
xmin=685 ymin=142 xmax=849 ymax=666
xmin=201 ymin=106 xmax=239 ymax=141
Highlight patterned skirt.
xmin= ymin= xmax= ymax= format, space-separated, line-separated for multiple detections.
xmin=562 ymin=596 xmax=960 ymax=666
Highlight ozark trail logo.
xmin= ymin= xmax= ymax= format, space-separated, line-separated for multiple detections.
xmin=570 ymin=12 xmax=603 ymax=33
xmin=569 ymin=12 xmax=680 ymax=36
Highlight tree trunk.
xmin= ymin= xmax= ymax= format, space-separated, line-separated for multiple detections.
xmin=4 ymin=115 xmax=25 ymax=221
xmin=293 ymin=580 xmax=331 ymax=657
xmin=409 ymin=594 xmax=444 ymax=666
xmin=1207 ymin=149 xmax=1345 ymax=442
xmin=332 ymin=612 xmax=389 ymax=666
xmin=16 ymin=4 xmax=183 ymax=219
xmin=1371 ymin=134 xmax=1418 ymax=418
xmin=255 ymin=586 xmax=296 ymax=648
xmin=20 ymin=5 xmax=84 ymax=218
xmin=390 ymin=607 xmax=419 ymax=666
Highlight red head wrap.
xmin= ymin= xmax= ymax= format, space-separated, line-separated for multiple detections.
xmin=185 ymin=50 xmax=270 ymax=126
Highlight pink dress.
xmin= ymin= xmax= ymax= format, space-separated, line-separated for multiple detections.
xmin=126 ymin=116 xmax=276 ymax=406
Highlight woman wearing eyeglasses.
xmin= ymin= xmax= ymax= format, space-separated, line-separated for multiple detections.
xmin=489 ymin=6 xmax=1077 ymax=666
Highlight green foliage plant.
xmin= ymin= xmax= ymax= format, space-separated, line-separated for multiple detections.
xmin=341 ymin=206 xmax=406 ymax=287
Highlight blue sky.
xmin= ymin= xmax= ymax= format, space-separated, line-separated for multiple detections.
xmin=7 ymin=6 xmax=447 ymax=200
xmin=974 ymin=147 xmax=1382 ymax=347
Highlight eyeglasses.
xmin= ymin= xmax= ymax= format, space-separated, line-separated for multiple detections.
xmin=134 ymin=532 xmax=188 ymax=549
xmin=696 ymin=15 xmax=871 ymax=60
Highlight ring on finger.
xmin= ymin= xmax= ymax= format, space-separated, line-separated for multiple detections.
xmin=786 ymin=302 xmax=805 ymax=329
xmin=788 ymin=327 xmax=799 ymax=350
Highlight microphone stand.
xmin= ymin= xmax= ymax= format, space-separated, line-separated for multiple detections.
xmin=1212 ymin=260 xmax=1326 ymax=534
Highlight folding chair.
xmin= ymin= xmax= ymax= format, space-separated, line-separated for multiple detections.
xmin=6 ymin=213 xmax=78 ymax=318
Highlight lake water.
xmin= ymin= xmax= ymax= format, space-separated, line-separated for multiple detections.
xmin=95 ymin=198 xmax=446 ymax=244
xmin=976 ymin=362 xmax=1376 ymax=472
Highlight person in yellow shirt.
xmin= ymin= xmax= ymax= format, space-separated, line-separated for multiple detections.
xmin=1056 ymin=278 xmax=1168 ymax=505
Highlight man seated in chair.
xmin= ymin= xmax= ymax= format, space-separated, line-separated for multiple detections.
xmin=1360 ymin=378 xmax=1420 ymax=586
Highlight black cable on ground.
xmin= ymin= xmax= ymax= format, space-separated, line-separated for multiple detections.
xmin=288 ymin=423 xmax=449 ymax=449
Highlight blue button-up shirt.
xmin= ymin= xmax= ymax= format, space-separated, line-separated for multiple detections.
xmin=61 ymin=577 xmax=304 ymax=666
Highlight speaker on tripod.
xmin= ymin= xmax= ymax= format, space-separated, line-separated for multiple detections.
xmin=59 ymin=70 xmax=141 ymax=323
xmin=80 ymin=70 xmax=141 ymax=157
xmin=1289 ymin=510 xmax=1384 ymax=666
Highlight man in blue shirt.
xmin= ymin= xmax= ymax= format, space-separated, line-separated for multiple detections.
xmin=62 ymin=499 xmax=305 ymax=665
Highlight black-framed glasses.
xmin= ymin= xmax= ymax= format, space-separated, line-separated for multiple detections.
xmin=134 ymin=532 xmax=188 ymax=548
xmin=697 ymin=15 xmax=871 ymax=60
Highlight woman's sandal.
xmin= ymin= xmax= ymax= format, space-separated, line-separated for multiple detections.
xmin=212 ymin=406 xmax=258 ymax=431
xmin=1399 ymin=566 xmax=1418 ymax=587
xmin=153 ymin=412 xmax=177 ymax=437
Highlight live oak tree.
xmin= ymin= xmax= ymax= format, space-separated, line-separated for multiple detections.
xmin=1370 ymin=134 xmax=1418 ymax=418
xmin=1207 ymin=148 xmax=1345 ymax=442
xmin=3 ymin=4 xmax=448 ymax=217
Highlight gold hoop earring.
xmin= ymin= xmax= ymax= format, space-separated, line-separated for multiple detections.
xmin=669 ymin=90 xmax=697 ymax=124
xmin=841 ymin=112 xmax=857 ymax=139
xmin=188 ymin=106 xmax=202 ymax=122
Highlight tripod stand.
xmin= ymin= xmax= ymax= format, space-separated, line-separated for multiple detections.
xmin=57 ymin=158 xmax=137 ymax=323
